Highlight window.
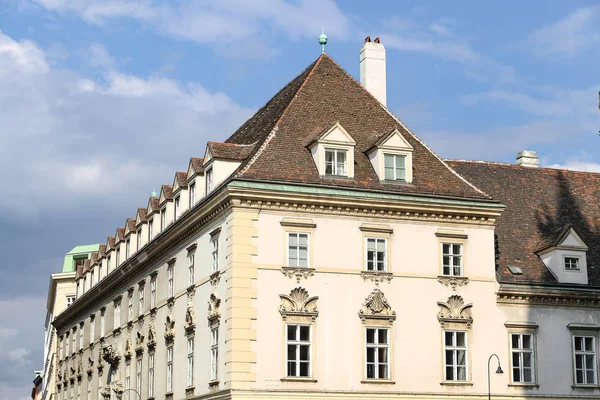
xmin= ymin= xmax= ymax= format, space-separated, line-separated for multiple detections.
xmin=150 ymin=278 xmax=156 ymax=308
xmin=167 ymin=265 xmax=174 ymax=298
xmin=87 ymin=389 xmax=91 ymax=400
xmin=65 ymin=333 xmax=69 ymax=357
xmin=366 ymin=238 xmax=387 ymax=271
xmin=66 ymin=296 xmax=75 ymax=308
xmin=90 ymin=269 xmax=95 ymax=287
xmin=59 ymin=337 xmax=64 ymax=360
xmin=89 ymin=317 xmax=95 ymax=344
xmin=287 ymin=233 xmax=309 ymax=267
xmin=107 ymin=255 xmax=111 ymax=274
xmin=137 ymin=228 xmax=142 ymax=251
xmin=211 ymin=237 xmax=219 ymax=273
xmin=166 ymin=345 xmax=173 ymax=393
xmin=444 ymin=331 xmax=467 ymax=381
xmin=189 ymin=182 xmax=196 ymax=206
xmin=100 ymin=310 xmax=105 ymax=337
xmin=126 ymin=238 xmax=131 ymax=258
xmin=148 ymin=218 xmax=154 ymax=241
xmin=442 ymin=243 xmax=463 ymax=276
xmin=116 ymin=248 xmax=121 ymax=267
xmin=366 ymin=327 xmax=389 ymax=379
xmin=565 ymin=257 xmax=580 ymax=270
xmin=114 ymin=302 xmax=121 ymax=330
xmin=511 ymin=333 xmax=534 ymax=383
xmin=188 ymin=252 xmax=195 ymax=287
xmin=138 ymin=285 xmax=145 ymax=315
xmin=325 ymin=148 xmax=347 ymax=176
xmin=206 ymin=167 xmax=213 ymax=194
xmin=127 ymin=294 xmax=133 ymax=322
xmin=148 ymin=353 xmax=155 ymax=397
xmin=211 ymin=327 xmax=219 ymax=381
xmin=124 ymin=362 xmax=130 ymax=400
xmin=384 ymin=154 xmax=406 ymax=181
xmin=83 ymin=277 xmax=87 ymax=294
xmin=160 ymin=208 xmax=167 ymax=232
xmin=187 ymin=337 xmax=194 ymax=386
xmin=136 ymin=358 xmax=142 ymax=396
xmin=99 ymin=261 xmax=104 ymax=281
xmin=286 ymin=325 xmax=311 ymax=377
xmin=573 ymin=335 xmax=597 ymax=385
xmin=72 ymin=330 xmax=76 ymax=353
xmin=79 ymin=325 xmax=84 ymax=349
xmin=174 ymin=196 xmax=181 ymax=220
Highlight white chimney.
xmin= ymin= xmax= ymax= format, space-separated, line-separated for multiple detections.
xmin=360 ymin=36 xmax=386 ymax=106
xmin=516 ymin=150 xmax=539 ymax=168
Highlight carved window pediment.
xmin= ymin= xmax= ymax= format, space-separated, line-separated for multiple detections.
xmin=358 ymin=288 xmax=395 ymax=324
xmin=135 ymin=331 xmax=145 ymax=355
xmin=279 ymin=287 xmax=319 ymax=321
xmin=207 ymin=294 xmax=221 ymax=323
xmin=437 ymin=295 xmax=473 ymax=327
xmin=124 ymin=336 xmax=132 ymax=360
xmin=147 ymin=323 xmax=157 ymax=349
xmin=101 ymin=345 xmax=120 ymax=369
xmin=164 ymin=314 xmax=175 ymax=342
xmin=184 ymin=302 xmax=196 ymax=334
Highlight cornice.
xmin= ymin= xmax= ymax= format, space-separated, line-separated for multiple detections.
xmin=497 ymin=284 xmax=600 ymax=308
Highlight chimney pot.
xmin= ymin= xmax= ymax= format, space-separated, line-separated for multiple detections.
xmin=360 ymin=37 xmax=387 ymax=106
xmin=516 ymin=150 xmax=539 ymax=168
xmin=374 ymin=37 xmax=380 ymax=43
xmin=364 ymin=36 xmax=371 ymax=43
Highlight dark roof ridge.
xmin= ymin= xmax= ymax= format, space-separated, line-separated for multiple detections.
xmin=448 ymin=159 xmax=600 ymax=176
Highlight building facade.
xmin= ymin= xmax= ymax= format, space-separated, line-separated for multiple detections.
xmin=51 ymin=38 xmax=600 ymax=400
xmin=37 ymin=245 xmax=100 ymax=400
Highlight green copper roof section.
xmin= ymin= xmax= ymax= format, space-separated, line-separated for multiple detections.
xmin=62 ymin=243 xmax=101 ymax=273
xmin=228 ymin=180 xmax=505 ymax=209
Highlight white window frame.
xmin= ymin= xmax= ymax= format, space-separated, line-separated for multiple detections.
xmin=188 ymin=252 xmax=195 ymax=287
xmin=138 ymin=285 xmax=144 ymax=315
xmin=116 ymin=248 xmax=120 ymax=267
xmin=100 ymin=309 xmax=105 ymax=338
xmin=286 ymin=324 xmax=311 ymax=378
xmin=365 ymin=237 xmax=387 ymax=271
xmin=150 ymin=278 xmax=156 ymax=308
xmin=211 ymin=326 xmax=219 ymax=381
xmin=189 ymin=182 xmax=196 ymax=207
xmin=384 ymin=153 xmax=407 ymax=181
xmin=174 ymin=196 xmax=181 ymax=221
xmin=89 ymin=317 xmax=95 ymax=345
xmin=211 ymin=236 xmax=219 ymax=273
xmin=106 ymin=255 xmax=111 ymax=275
xmin=66 ymin=295 xmax=75 ymax=308
xmin=510 ymin=333 xmax=535 ymax=384
xmin=324 ymin=148 xmax=348 ymax=176
xmin=442 ymin=243 xmax=463 ymax=277
xmin=72 ymin=330 xmax=76 ymax=353
xmin=126 ymin=238 xmax=130 ymax=258
xmin=565 ymin=256 xmax=580 ymax=271
xmin=124 ymin=362 xmax=131 ymax=400
xmin=187 ymin=336 xmax=194 ymax=386
xmin=287 ymin=232 xmax=309 ymax=268
xmin=160 ymin=208 xmax=167 ymax=232
xmin=206 ymin=167 xmax=213 ymax=194
xmin=114 ymin=302 xmax=121 ymax=330
xmin=136 ymin=228 xmax=142 ymax=251
xmin=365 ymin=327 xmax=389 ymax=380
xmin=148 ymin=353 xmax=155 ymax=397
xmin=79 ymin=324 xmax=84 ymax=349
xmin=573 ymin=335 xmax=597 ymax=385
xmin=136 ymin=357 xmax=142 ymax=396
xmin=167 ymin=265 xmax=174 ymax=298
xmin=127 ymin=294 xmax=133 ymax=322
xmin=444 ymin=330 xmax=468 ymax=382
xmin=166 ymin=345 xmax=173 ymax=393
xmin=148 ymin=218 xmax=154 ymax=241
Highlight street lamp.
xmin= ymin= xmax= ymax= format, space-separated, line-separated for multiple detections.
xmin=487 ymin=353 xmax=504 ymax=400
xmin=111 ymin=382 xmax=141 ymax=400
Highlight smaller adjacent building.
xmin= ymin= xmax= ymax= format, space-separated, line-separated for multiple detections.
xmin=34 ymin=245 xmax=100 ymax=400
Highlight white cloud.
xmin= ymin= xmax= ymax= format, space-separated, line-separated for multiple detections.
xmin=7 ymin=348 xmax=30 ymax=365
xmin=526 ymin=6 xmax=600 ymax=57
xmin=547 ymin=161 xmax=600 ymax=173
xmin=87 ymin=42 xmax=115 ymax=68
xmin=0 ymin=29 xmax=253 ymax=218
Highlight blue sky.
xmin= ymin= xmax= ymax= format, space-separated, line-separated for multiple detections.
xmin=0 ymin=1 xmax=599 ymax=398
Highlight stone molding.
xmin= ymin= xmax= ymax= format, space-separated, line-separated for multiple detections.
xmin=164 ymin=315 xmax=175 ymax=342
xmin=184 ymin=302 xmax=196 ymax=334
xmin=207 ymin=294 xmax=221 ymax=322
xmin=358 ymin=288 xmax=396 ymax=324
xmin=437 ymin=275 xmax=469 ymax=291
xmin=437 ymin=295 xmax=473 ymax=328
xmin=281 ymin=266 xmax=315 ymax=283
xmin=279 ymin=287 xmax=319 ymax=321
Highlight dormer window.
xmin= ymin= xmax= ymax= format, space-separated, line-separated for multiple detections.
xmin=189 ymin=182 xmax=196 ymax=206
xmin=206 ymin=168 xmax=213 ymax=194
xmin=136 ymin=228 xmax=142 ymax=251
xmin=565 ymin=257 xmax=580 ymax=271
xmin=160 ymin=208 xmax=167 ymax=231
xmin=384 ymin=154 xmax=406 ymax=181
xmin=325 ymin=148 xmax=347 ymax=176
xmin=174 ymin=196 xmax=181 ymax=220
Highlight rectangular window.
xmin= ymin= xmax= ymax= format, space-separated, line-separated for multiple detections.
xmin=442 ymin=243 xmax=463 ymax=276
xmin=150 ymin=278 xmax=156 ymax=308
xmin=187 ymin=337 xmax=194 ymax=386
xmin=59 ymin=338 xmax=64 ymax=360
xmin=100 ymin=310 xmax=105 ymax=337
xmin=137 ymin=228 xmax=142 ymax=251
xmin=573 ymin=335 xmax=597 ymax=385
xmin=189 ymin=182 xmax=196 ymax=207
xmin=138 ymin=285 xmax=144 ymax=315
xmin=107 ymin=255 xmax=111 ymax=275
xmin=116 ymin=248 xmax=120 ymax=267
xmin=99 ymin=261 xmax=104 ymax=281
xmin=511 ymin=333 xmax=534 ymax=383
xmin=148 ymin=218 xmax=154 ymax=241
xmin=136 ymin=358 xmax=142 ymax=396
xmin=66 ymin=296 xmax=75 ymax=308
xmin=90 ymin=269 xmax=95 ymax=287
xmin=79 ymin=325 xmax=84 ymax=349
xmin=148 ymin=353 xmax=155 ymax=397
xmin=87 ymin=389 xmax=91 ymax=400
xmin=211 ymin=327 xmax=219 ymax=380
xmin=366 ymin=327 xmax=389 ymax=379
xmin=167 ymin=265 xmax=174 ymax=298
xmin=384 ymin=154 xmax=406 ymax=181
xmin=166 ymin=345 xmax=173 ymax=393
xmin=174 ymin=196 xmax=181 ymax=220
xmin=565 ymin=257 xmax=580 ymax=270
xmin=366 ymin=237 xmax=387 ymax=271
xmin=124 ymin=362 xmax=130 ymax=400
xmin=188 ymin=253 xmax=195 ymax=287
xmin=160 ymin=208 xmax=167 ymax=232
xmin=126 ymin=238 xmax=130 ymax=258
xmin=206 ymin=168 xmax=213 ymax=194
xmin=72 ymin=331 xmax=76 ymax=353
xmin=287 ymin=232 xmax=309 ymax=267
xmin=325 ymin=148 xmax=347 ymax=176
xmin=444 ymin=331 xmax=468 ymax=381
xmin=89 ymin=318 xmax=95 ymax=345
xmin=211 ymin=237 xmax=219 ymax=273
xmin=127 ymin=294 xmax=133 ymax=322
xmin=286 ymin=325 xmax=311 ymax=377
xmin=114 ymin=302 xmax=121 ymax=330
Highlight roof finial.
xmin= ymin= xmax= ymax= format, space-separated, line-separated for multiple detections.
xmin=318 ymin=27 xmax=328 ymax=54
xmin=151 ymin=187 xmax=157 ymax=197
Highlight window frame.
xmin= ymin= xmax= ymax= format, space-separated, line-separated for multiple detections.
xmin=211 ymin=235 xmax=219 ymax=273
xmin=364 ymin=236 xmax=388 ymax=272
xmin=189 ymin=181 xmax=196 ymax=207
xmin=160 ymin=208 xmax=167 ymax=232
xmin=187 ymin=336 xmax=194 ymax=387
xmin=136 ymin=357 xmax=142 ymax=397
xmin=211 ymin=326 xmax=219 ymax=381
xmin=127 ymin=293 xmax=133 ymax=322
xmin=174 ymin=195 xmax=181 ymax=221
xmin=364 ymin=327 xmax=390 ymax=380
xmin=113 ymin=301 xmax=121 ymax=330
xmin=136 ymin=228 xmax=142 ymax=251
xmin=383 ymin=153 xmax=407 ymax=182
xmin=166 ymin=344 xmax=174 ymax=393
xmin=138 ymin=284 xmax=145 ymax=315
xmin=188 ymin=251 xmax=195 ymax=287
xmin=206 ymin=167 xmax=213 ymax=194
xmin=443 ymin=330 xmax=469 ymax=383
xmin=148 ymin=218 xmax=154 ymax=242
xmin=324 ymin=147 xmax=348 ymax=176
xmin=287 ymin=232 xmax=310 ymax=268
xmin=509 ymin=332 xmax=537 ymax=385
xmin=437 ymin=233 xmax=468 ymax=278
xmin=89 ymin=316 xmax=95 ymax=345
xmin=148 ymin=352 xmax=155 ymax=398
xmin=286 ymin=324 xmax=312 ymax=378
xmin=564 ymin=256 xmax=581 ymax=271
xmin=572 ymin=334 xmax=598 ymax=386
xmin=167 ymin=264 xmax=174 ymax=299
xmin=150 ymin=277 xmax=156 ymax=309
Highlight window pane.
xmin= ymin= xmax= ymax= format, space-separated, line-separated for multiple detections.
xmin=378 ymin=329 xmax=387 ymax=344
xmin=287 ymin=345 xmax=297 ymax=361
xmin=446 ymin=366 xmax=454 ymax=381
xmin=299 ymin=345 xmax=310 ymax=361
xmin=445 ymin=350 xmax=453 ymax=365
xmin=457 ymin=350 xmax=466 ymax=366
xmin=300 ymin=326 xmax=310 ymax=341
xmin=366 ymin=348 xmax=375 ymax=363
xmin=456 ymin=332 xmax=465 ymax=347
xmin=523 ymin=368 xmax=532 ymax=383
xmin=287 ymin=362 xmax=296 ymax=377
xmin=384 ymin=154 xmax=394 ymax=168
xmin=585 ymin=337 xmax=594 ymax=350
xmin=287 ymin=325 xmax=296 ymax=341
xmin=513 ymin=367 xmax=521 ymax=382
xmin=457 ymin=366 xmax=467 ymax=381
xmin=523 ymin=353 xmax=532 ymax=368
xmin=289 ymin=234 xmax=298 ymax=246
xmin=367 ymin=238 xmax=376 ymax=251
xmin=511 ymin=335 xmax=519 ymax=349
xmin=299 ymin=234 xmax=308 ymax=246
xmin=575 ymin=355 xmax=583 ymax=369
xmin=366 ymin=329 xmax=375 ymax=344
xmin=367 ymin=364 xmax=375 ymax=379
xmin=523 ymin=335 xmax=532 ymax=349
xmin=575 ymin=337 xmax=583 ymax=351
xmin=512 ymin=352 xmax=520 ymax=367
xmin=378 ymin=364 xmax=388 ymax=379
xmin=586 ymin=370 xmax=595 ymax=384
xmin=384 ymin=166 xmax=395 ymax=180
xmin=300 ymin=362 xmax=310 ymax=377
xmin=378 ymin=348 xmax=388 ymax=363
xmin=445 ymin=331 xmax=453 ymax=346
xmin=585 ymin=354 xmax=594 ymax=369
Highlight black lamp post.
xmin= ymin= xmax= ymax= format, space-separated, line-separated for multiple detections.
xmin=487 ymin=353 xmax=504 ymax=400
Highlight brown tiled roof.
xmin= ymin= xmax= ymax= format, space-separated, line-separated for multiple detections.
xmin=115 ymin=228 xmax=125 ymax=242
xmin=207 ymin=142 xmax=256 ymax=161
xmin=83 ymin=259 xmax=91 ymax=273
xmin=90 ymin=252 xmax=98 ymax=264
xmin=227 ymin=54 xmax=487 ymax=200
xmin=190 ymin=157 xmax=204 ymax=175
xmin=76 ymin=265 xmax=83 ymax=279
xmin=175 ymin=172 xmax=188 ymax=188
xmin=447 ymin=161 xmax=600 ymax=286
xmin=98 ymin=244 xmax=106 ymax=257
xmin=161 ymin=185 xmax=173 ymax=201
xmin=125 ymin=218 xmax=136 ymax=234
xmin=136 ymin=208 xmax=147 ymax=223
xmin=106 ymin=236 xmax=115 ymax=250
xmin=148 ymin=197 xmax=159 ymax=213
xmin=535 ymin=224 xmax=573 ymax=253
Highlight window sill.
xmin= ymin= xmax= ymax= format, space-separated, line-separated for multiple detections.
xmin=508 ymin=383 xmax=539 ymax=388
xmin=281 ymin=377 xmax=318 ymax=383
xmin=440 ymin=381 xmax=473 ymax=386
xmin=361 ymin=270 xmax=393 ymax=284
xmin=282 ymin=266 xmax=315 ymax=282
xmin=322 ymin=174 xmax=353 ymax=181
xmin=572 ymin=384 xmax=600 ymax=389
xmin=208 ymin=379 xmax=220 ymax=387
xmin=360 ymin=379 xmax=395 ymax=385
xmin=437 ymin=275 xmax=469 ymax=290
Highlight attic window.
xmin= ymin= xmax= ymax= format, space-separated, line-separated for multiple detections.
xmin=565 ymin=257 xmax=580 ymax=271
xmin=307 ymin=122 xmax=356 ymax=178
xmin=384 ymin=154 xmax=406 ymax=181
xmin=325 ymin=149 xmax=347 ymax=176
xmin=507 ymin=266 xmax=523 ymax=275
xmin=366 ymin=128 xmax=414 ymax=184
